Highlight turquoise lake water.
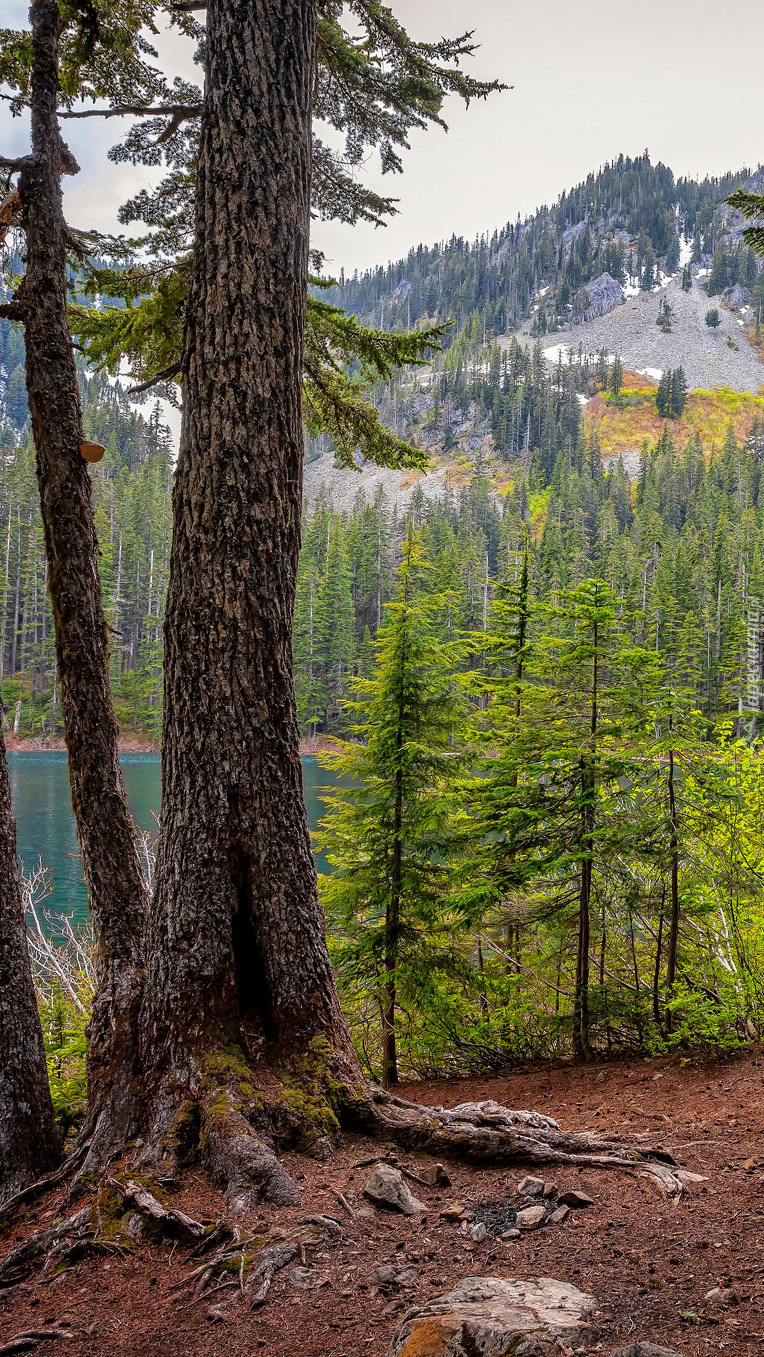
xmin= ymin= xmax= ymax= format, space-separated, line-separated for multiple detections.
xmin=7 ymin=752 xmax=339 ymax=925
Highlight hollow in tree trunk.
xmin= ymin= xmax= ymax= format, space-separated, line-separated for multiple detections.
xmin=0 ymin=722 xmax=62 ymax=1203
xmin=15 ymin=0 xmax=147 ymax=1171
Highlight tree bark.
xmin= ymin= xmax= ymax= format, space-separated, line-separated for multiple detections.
xmin=17 ymin=0 xmax=147 ymax=1165
xmin=664 ymin=743 xmax=680 ymax=1034
xmin=140 ymin=0 xmax=359 ymax=1207
xmin=0 ymin=721 xmax=62 ymax=1203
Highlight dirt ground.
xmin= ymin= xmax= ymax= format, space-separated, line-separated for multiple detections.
xmin=3 ymin=1048 xmax=764 ymax=1356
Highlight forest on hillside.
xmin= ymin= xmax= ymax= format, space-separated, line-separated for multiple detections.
xmin=326 ymin=153 xmax=764 ymax=340
xmin=3 ymin=306 xmax=764 ymax=742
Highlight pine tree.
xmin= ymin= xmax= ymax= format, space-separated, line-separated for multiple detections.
xmin=318 ymin=531 xmax=468 ymax=1085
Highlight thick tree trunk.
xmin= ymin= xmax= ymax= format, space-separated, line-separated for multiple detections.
xmin=16 ymin=0 xmax=147 ymax=1165
xmin=140 ymin=0 xmax=359 ymax=1207
xmin=0 ymin=722 xmax=62 ymax=1203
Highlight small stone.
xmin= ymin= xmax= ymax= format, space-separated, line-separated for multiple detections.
xmin=516 ymin=1175 xmax=545 ymax=1197
xmin=470 ymin=1223 xmax=487 ymax=1243
xmin=500 ymin=1228 xmax=520 ymax=1240
xmin=206 ymin=1306 xmax=226 ymax=1323
xmin=549 ymin=1205 xmax=570 ymax=1225
xmin=440 ymin=1203 xmax=467 ymax=1221
xmin=289 ymin=1266 xmax=331 ymax=1290
xmin=612 ymin=1345 xmax=684 ymax=1357
xmin=420 ymin=1162 xmax=451 ymax=1187
xmin=515 ymin=1203 xmax=546 ymax=1230
xmin=705 ymin=1286 xmax=736 ymax=1305
xmin=542 ymin=1180 xmax=559 ymax=1198
xmin=557 ymin=1189 xmax=594 ymax=1208
xmin=363 ymin=1163 xmax=425 ymax=1216
xmin=370 ymin=1263 xmax=419 ymax=1289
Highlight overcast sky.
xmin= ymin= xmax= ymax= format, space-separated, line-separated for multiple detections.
xmin=2 ymin=0 xmax=763 ymax=278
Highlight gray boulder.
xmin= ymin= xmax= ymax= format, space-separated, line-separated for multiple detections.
xmin=363 ymin=1163 xmax=425 ymax=1216
xmin=388 ymin=1275 xmax=598 ymax=1357
xmin=612 ymin=1346 xmax=684 ymax=1357
xmin=726 ymin=283 xmax=752 ymax=309
xmin=572 ymin=272 xmax=623 ymax=323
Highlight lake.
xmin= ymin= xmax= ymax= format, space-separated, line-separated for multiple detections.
xmin=7 ymin=752 xmax=340 ymax=926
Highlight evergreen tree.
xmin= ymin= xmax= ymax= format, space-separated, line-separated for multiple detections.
xmin=319 ymin=531 xmax=468 ymax=1085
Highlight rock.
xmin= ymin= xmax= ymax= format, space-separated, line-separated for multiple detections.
xmin=469 ymin=1223 xmax=487 ymax=1244
xmin=500 ymin=1228 xmax=520 ymax=1240
xmin=388 ymin=1276 xmax=599 ymax=1357
xmin=549 ymin=1205 xmax=569 ymax=1225
xmin=420 ymin=1163 xmax=452 ymax=1187
xmin=371 ymin=1264 xmax=420 ymax=1290
xmin=517 ymin=1175 xmax=545 ymax=1197
xmin=440 ymin=1203 xmax=469 ymax=1221
xmin=572 ymin=272 xmax=623 ymax=323
xmin=364 ymin=1164 xmax=425 ymax=1216
xmin=557 ymin=1189 xmax=594 ymax=1208
xmin=289 ymin=1266 xmax=331 ymax=1290
xmin=705 ymin=1286 xmax=736 ymax=1305
xmin=726 ymin=283 xmax=752 ymax=309
xmin=612 ymin=1346 xmax=684 ymax=1357
xmin=542 ymin=1181 xmax=558 ymax=1199
xmin=515 ymin=1204 xmax=546 ymax=1230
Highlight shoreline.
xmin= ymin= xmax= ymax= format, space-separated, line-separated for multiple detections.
xmin=5 ymin=734 xmax=342 ymax=756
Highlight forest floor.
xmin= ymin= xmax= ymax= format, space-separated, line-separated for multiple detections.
xmin=2 ymin=1048 xmax=764 ymax=1356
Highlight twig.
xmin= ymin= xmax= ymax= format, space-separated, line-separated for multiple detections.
xmin=331 ymin=1190 xmax=356 ymax=1218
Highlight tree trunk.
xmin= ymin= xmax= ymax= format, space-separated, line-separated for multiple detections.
xmin=574 ymin=624 xmax=598 ymax=1062
xmin=140 ymin=0 xmax=359 ymax=1210
xmin=16 ymin=0 xmax=147 ymax=1165
xmin=0 ymin=721 xmax=62 ymax=1202
xmin=664 ymin=744 xmax=680 ymax=1033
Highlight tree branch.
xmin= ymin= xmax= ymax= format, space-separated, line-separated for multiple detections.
xmin=0 ymin=154 xmax=34 ymax=171
xmin=59 ymin=103 xmax=202 ymax=122
xmin=126 ymin=361 xmax=182 ymax=395
xmin=0 ymin=302 xmax=24 ymax=321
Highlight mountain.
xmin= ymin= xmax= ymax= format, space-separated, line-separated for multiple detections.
xmin=328 ymin=153 xmax=762 ymax=344
xmin=303 ymin=154 xmax=764 ymax=511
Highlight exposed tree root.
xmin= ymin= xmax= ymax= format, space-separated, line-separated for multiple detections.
xmin=199 ymin=1089 xmax=301 ymax=1214
xmin=365 ymin=1092 xmax=684 ymax=1195
xmin=0 ymin=1143 xmax=89 ymax=1228
xmin=104 ymin=1178 xmax=209 ymax=1242
xmin=0 ymin=1328 xmax=72 ymax=1355
xmin=0 ymin=1209 xmax=90 ymax=1290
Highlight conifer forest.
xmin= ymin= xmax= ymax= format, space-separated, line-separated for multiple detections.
xmin=4 ymin=3 xmax=764 ymax=1355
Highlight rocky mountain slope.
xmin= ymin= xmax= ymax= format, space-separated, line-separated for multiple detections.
xmin=304 ymin=156 xmax=764 ymax=512
xmin=523 ymin=272 xmax=764 ymax=393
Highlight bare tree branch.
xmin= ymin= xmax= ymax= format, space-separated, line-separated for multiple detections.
xmin=126 ymin=361 xmax=182 ymax=395
xmin=59 ymin=103 xmax=202 ymax=122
